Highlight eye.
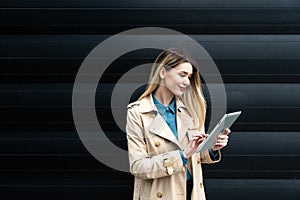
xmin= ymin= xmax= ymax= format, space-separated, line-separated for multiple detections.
xmin=179 ymin=73 xmax=192 ymax=78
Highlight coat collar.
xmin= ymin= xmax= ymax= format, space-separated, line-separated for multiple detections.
xmin=138 ymin=94 xmax=193 ymax=148
xmin=138 ymin=93 xmax=189 ymax=115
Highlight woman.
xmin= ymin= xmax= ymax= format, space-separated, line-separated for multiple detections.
xmin=126 ymin=48 xmax=230 ymax=200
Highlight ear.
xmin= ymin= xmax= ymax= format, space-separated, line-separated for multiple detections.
xmin=159 ymin=67 xmax=166 ymax=79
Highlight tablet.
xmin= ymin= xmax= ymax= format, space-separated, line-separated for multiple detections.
xmin=196 ymin=111 xmax=242 ymax=153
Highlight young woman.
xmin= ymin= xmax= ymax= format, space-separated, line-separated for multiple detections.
xmin=126 ymin=48 xmax=230 ymax=200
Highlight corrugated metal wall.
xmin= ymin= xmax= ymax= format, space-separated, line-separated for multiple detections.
xmin=1 ymin=1 xmax=300 ymax=199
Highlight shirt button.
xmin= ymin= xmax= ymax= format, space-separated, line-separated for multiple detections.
xmin=200 ymin=183 xmax=203 ymax=188
xmin=197 ymin=158 xmax=201 ymax=164
xmin=157 ymin=192 xmax=163 ymax=198
xmin=155 ymin=141 xmax=161 ymax=147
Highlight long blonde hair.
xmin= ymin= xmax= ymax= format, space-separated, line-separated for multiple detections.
xmin=138 ymin=48 xmax=206 ymax=129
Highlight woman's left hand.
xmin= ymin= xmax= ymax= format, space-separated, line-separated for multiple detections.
xmin=212 ymin=128 xmax=231 ymax=151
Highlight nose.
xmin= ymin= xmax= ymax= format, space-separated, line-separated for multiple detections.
xmin=182 ymin=77 xmax=190 ymax=86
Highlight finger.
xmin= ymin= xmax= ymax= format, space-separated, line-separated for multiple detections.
xmin=195 ymin=138 xmax=206 ymax=146
xmin=223 ymin=128 xmax=231 ymax=135
xmin=216 ymin=138 xmax=228 ymax=144
xmin=194 ymin=135 xmax=207 ymax=142
xmin=215 ymin=137 xmax=228 ymax=144
xmin=217 ymin=140 xmax=228 ymax=145
xmin=214 ymin=142 xmax=227 ymax=149
xmin=193 ymin=136 xmax=206 ymax=144
xmin=193 ymin=132 xmax=207 ymax=137
xmin=192 ymin=135 xmax=201 ymax=141
xmin=218 ymin=135 xmax=228 ymax=140
xmin=192 ymin=133 xmax=207 ymax=140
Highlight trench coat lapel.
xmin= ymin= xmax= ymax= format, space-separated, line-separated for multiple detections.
xmin=138 ymin=94 xmax=194 ymax=148
xmin=148 ymin=114 xmax=180 ymax=147
xmin=139 ymin=94 xmax=182 ymax=147
xmin=176 ymin=100 xmax=193 ymax=144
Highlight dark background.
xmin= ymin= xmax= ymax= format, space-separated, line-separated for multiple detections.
xmin=1 ymin=0 xmax=300 ymax=199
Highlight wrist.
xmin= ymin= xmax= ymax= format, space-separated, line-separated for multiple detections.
xmin=209 ymin=148 xmax=220 ymax=160
xmin=180 ymin=150 xmax=188 ymax=165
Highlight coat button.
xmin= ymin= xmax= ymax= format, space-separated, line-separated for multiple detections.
xmin=200 ymin=182 xmax=203 ymax=188
xmin=197 ymin=158 xmax=201 ymax=164
xmin=156 ymin=192 xmax=163 ymax=198
xmin=155 ymin=141 xmax=161 ymax=147
xmin=150 ymin=111 xmax=156 ymax=118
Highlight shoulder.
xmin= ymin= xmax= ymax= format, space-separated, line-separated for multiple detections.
xmin=127 ymin=95 xmax=154 ymax=113
xmin=127 ymin=100 xmax=140 ymax=109
xmin=126 ymin=100 xmax=142 ymax=123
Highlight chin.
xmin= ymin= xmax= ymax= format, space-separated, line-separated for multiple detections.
xmin=174 ymin=91 xmax=184 ymax=97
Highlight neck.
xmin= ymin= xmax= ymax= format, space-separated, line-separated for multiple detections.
xmin=153 ymin=86 xmax=174 ymax=106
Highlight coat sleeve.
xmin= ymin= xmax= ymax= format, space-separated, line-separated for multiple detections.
xmin=200 ymin=149 xmax=221 ymax=164
xmin=126 ymin=105 xmax=185 ymax=179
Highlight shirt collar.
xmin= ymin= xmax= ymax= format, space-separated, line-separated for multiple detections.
xmin=152 ymin=95 xmax=176 ymax=115
xmin=137 ymin=93 xmax=187 ymax=114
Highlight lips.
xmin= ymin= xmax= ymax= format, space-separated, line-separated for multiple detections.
xmin=179 ymin=86 xmax=186 ymax=91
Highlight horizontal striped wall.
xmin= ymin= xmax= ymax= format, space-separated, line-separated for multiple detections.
xmin=1 ymin=1 xmax=300 ymax=200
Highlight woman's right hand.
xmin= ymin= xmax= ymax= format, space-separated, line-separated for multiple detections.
xmin=183 ymin=132 xmax=207 ymax=159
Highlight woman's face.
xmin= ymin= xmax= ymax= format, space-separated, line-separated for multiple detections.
xmin=160 ymin=62 xmax=193 ymax=96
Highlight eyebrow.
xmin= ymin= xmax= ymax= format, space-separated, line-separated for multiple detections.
xmin=179 ymin=71 xmax=193 ymax=76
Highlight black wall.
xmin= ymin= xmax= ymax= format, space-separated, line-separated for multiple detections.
xmin=1 ymin=1 xmax=300 ymax=199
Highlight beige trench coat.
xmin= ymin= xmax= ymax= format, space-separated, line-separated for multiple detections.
xmin=126 ymin=94 xmax=221 ymax=200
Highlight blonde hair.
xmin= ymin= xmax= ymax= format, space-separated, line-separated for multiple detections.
xmin=138 ymin=48 xmax=206 ymax=130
